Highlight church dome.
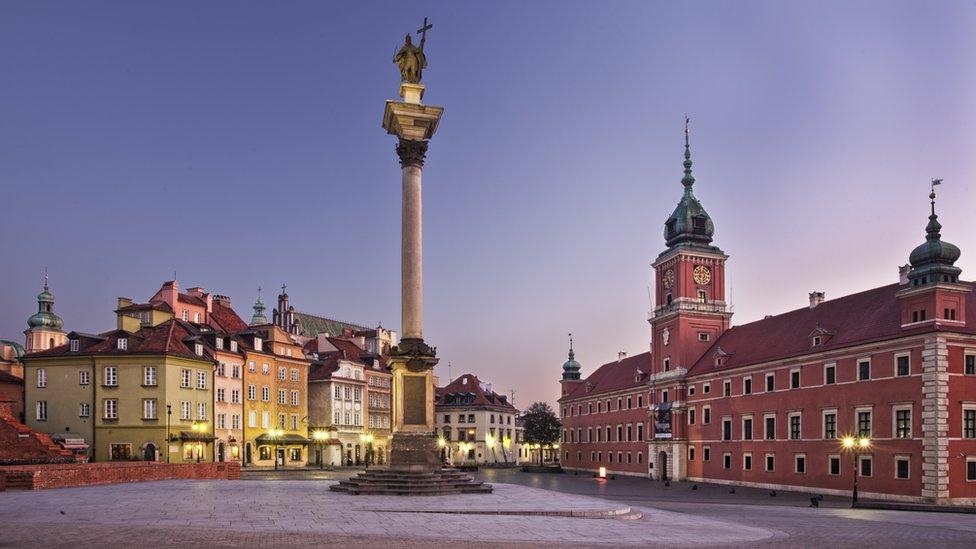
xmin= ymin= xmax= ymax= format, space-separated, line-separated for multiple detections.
xmin=27 ymin=275 xmax=64 ymax=331
xmin=907 ymin=190 xmax=962 ymax=285
xmin=561 ymin=336 xmax=582 ymax=381
xmin=663 ymin=120 xmax=715 ymax=249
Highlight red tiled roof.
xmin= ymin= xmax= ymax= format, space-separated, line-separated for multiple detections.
xmin=309 ymin=357 xmax=340 ymax=381
xmin=27 ymin=320 xmax=209 ymax=361
xmin=435 ymin=373 xmax=517 ymax=411
xmin=561 ymin=352 xmax=651 ymax=400
xmin=0 ymin=370 xmax=23 ymax=384
xmin=178 ymin=293 xmax=207 ymax=307
xmin=687 ymin=281 xmax=976 ymax=376
xmin=209 ymin=301 xmax=249 ymax=333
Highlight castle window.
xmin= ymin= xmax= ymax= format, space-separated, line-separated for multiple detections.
xmin=697 ymin=290 xmax=707 ymax=304
xmin=666 ymin=293 xmax=672 ymax=306
xmin=692 ymin=216 xmax=707 ymax=231
xmin=965 ymin=353 xmax=975 ymax=375
xmin=663 ymin=357 xmax=670 ymax=371
xmin=699 ymin=332 xmax=710 ymax=342
xmin=666 ymin=219 xmax=676 ymax=235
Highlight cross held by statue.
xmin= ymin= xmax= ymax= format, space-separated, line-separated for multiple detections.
xmin=417 ymin=17 xmax=432 ymax=43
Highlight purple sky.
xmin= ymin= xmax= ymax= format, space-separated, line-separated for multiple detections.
xmin=1 ymin=2 xmax=974 ymax=409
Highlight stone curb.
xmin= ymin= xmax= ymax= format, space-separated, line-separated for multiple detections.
xmin=854 ymin=501 xmax=976 ymax=514
xmin=360 ymin=507 xmax=640 ymax=519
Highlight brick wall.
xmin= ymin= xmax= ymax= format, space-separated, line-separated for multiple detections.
xmin=0 ymin=461 xmax=241 ymax=490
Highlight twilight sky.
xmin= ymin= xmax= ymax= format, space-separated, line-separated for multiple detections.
xmin=1 ymin=1 xmax=974 ymax=409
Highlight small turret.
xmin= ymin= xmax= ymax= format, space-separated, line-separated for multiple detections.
xmin=561 ymin=333 xmax=582 ymax=381
xmin=663 ymin=117 xmax=717 ymax=250
xmin=907 ymin=181 xmax=961 ymax=286
xmin=25 ymin=270 xmax=67 ymax=352
xmin=250 ymin=287 xmax=269 ymax=325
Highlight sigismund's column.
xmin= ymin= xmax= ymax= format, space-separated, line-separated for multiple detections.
xmin=383 ymin=40 xmax=444 ymax=471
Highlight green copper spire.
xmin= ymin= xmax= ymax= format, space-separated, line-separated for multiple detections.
xmin=907 ymin=180 xmax=961 ymax=286
xmin=662 ymin=117 xmax=717 ymax=250
xmin=250 ymin=286 xmax=269 ymax=325
xmin=27 ymin=269 xmax=64 ymax=331
xmin=561 ymin=332 xmax=581 ymax=381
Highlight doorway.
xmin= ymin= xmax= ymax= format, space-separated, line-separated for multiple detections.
xmin=276 ymin=448 xmax=285 ymax=467
xmin=659 ymin=451 xmax=668 ymax=481
xmin=245 ymin=442 xmax=252 ymax=465
xmin=143 ymin=443 xmax=157 ymax=461
xmin=217 ymin=442 xmax=225 ymax=462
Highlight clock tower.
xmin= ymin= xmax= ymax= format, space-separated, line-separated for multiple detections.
xmin=649 ymin=121 xmax=732 ymax=375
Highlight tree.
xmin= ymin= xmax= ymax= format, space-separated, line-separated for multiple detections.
xmin=522 ymin=401 xmax=561 ymax=465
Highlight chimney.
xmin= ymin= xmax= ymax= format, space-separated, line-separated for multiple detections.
xmin=213 ymin=294 xmax=231 ymax=307
xmin=809 ymin=291 xmax=825 ymax=309
xmin=898 ymin=264 xmax=911 ymax=285
xmin=117 ymin=297 xmax=133 ymax=310
xmin=618 ymin=351 xmax=627 ymax=362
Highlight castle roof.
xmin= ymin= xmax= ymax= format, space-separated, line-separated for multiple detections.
xmin=561 ymin=352 xmax=651 ymax=400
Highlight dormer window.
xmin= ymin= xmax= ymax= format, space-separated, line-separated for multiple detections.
xmin=117 ymin=338 xmax=127 ymax=351
xmin=692 ymin=215 xmax=707 ymax=232
xmin=215 ymin=337 xmax=224 ymax=350
xmin=715 ymin=356 xmax=723 ymax=367
xmin=195 ymin=343 xmax=204 ymax=356
xmin=230 ymin=340 xmax=238 ymax=352
xmin=666 ymin=219 xmax=677 ymax=235
xmin=812 ymin=336 xmax=822 ymax=347
xmin=69 ymin=339 xmax=79 ymax=352
xmin=193 ymin=312 xmax=201 ymax=323
xmin=254 ymin=337 xmax=263 ymax=351
xmin=182 ymin=309 xmax=189 ymax=321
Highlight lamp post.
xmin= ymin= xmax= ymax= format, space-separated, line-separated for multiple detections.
xmin=360 ymin=433 xmax=374 ymax=468
xmin=191 ymin=421 xmax=207 ymax=463
xmin=268 ymin=428 xmax=283 ymax=470
xmin=312 ymin=429 xmax=328 ymax=470
xmin=165 ymin=404 xmax=172 ymax=464
xmin=842 ymin=435 xmax=871 ymax=506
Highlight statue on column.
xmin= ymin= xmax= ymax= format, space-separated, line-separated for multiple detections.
xmin=394 ymin=18 xmax=431 ymax=84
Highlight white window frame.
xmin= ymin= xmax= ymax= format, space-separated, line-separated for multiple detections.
xmin=743 ymin=376 xmax=752 ymax=395
xmin=742 ymin=415 xmax=754 ymax=440
xmin=703 ymin=382 xmax=711 ymax=394
xmin=961 ymin=404 xmax=976 ymax=439
xmin=181 ymin=401 xmax=190 ymax=420
xmin=789 ymin=368 xmax=801 ymax=389
xmin=723 ymin=379 xmax=732 ymax=397
xmin=117 ymin=338 xmax=127 ymax=351
xmin=857 ymin=357 xmax=871 ymax=381
xmin=197 ymin=402 xmax=206 ymax=420
xmin=892 ymin=404 xmax=913 ymax=439
xmin=37 ymin=368 xmax=47 ymax=388
xmin=894 ymin=455 xmax=911 ymax=480
xmin=763 ymin=413 xmax=776 ymax=440
xmin=794 ymin=453 xmax=807 ymax=474
xmin=722 ymin=452 xmax=732 ymax=470
xmin=143 ymin=398 xmax=157 ymax=419
xmin=765 ymin=372 xmax=775 ymax=392
xmin=822 ymin=408 xmax=838 ymax=439
xmin=702 ymin=405 xmax=711 ymax=425
xmin=742 ymin=452 xmax=752 ymax=471
xmin=104 ymin=366 xmax=118 ymax=387
xmin=765 ymin=452 xmax=776 ymax=472
xmin=788 ymin=411 xmax=802 ymax=440
xmin=828 ymin=454 xmax=841 ymax=475
xmin=824 ymin=362 xmax=837 ymax=385
xmin=36 ymin=400 xmax=48 ymax=420
xmin=181 ymin=369 xmax=191 ymax=388
xmin=69 ymin=339 xmax=79 ymax=352
xmin=104 ymin=399 xmax=118 ymax=420
xmin=144 ymin=366 xmax=157 ymax=386
xmin=197 ymin=371 xmax=206 ymax=389
xmin=858 ymin=454 xmax=873 ymax=477
xmin=79 ymin=403 xmax=90 ymax=417
xmin=894 ymin=352 xmax=911 ymax=377
xmin=856 ymin=406 xmax=873 ymax=438
xmin=79 ymin=370 xmax=89 ymax=385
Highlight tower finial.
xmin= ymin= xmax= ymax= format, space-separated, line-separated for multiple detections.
xmin=682 ymin=115 xmax=695 ymax=189
xmin=568 ymin=332 xmax=575 ymax=359
xmin=43 ymin=267 xmax=49 ymax=291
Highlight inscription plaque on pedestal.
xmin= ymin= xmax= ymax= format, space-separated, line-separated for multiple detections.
xmin=403 ymin=376 xmax=427 ymax=425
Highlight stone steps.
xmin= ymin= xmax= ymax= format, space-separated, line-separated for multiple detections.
xmin=330 ymin=467 xmax=492 ymax=496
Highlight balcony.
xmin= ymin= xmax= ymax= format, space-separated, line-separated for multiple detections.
xmin=646 ymin=367 xmax=687 ymax=384
xmin=650 ymin=299 xmax=732 ymax=319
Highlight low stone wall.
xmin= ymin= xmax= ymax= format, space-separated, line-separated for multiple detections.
xmin=0 ymin=461 xmax=241 ymax=490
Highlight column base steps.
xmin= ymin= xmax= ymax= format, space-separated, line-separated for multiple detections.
xmin=330 ymin=467 xmax=492 ymax=496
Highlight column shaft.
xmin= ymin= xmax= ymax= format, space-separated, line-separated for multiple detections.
xmin=401 ymin=163 xmax=423 ymax=340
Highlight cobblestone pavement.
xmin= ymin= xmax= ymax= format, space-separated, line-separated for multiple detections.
xmin=475 ymin=469 xmax=976 ymax=548
xmin=2 ymin=471 xmax=975 ymax=547
xmin=0 ymin=480 xmax=771 ymax=547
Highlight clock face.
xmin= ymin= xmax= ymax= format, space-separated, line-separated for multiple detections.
xmin=693 ymin=265 xmax=711 ymax=285
xmin=663 ymin=269 xmax=675 ymax=289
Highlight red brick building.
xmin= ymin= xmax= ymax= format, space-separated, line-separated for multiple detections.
xmin=559 ymin=129 xmax=976 ymax=504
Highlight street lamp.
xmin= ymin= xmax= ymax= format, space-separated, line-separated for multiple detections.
xmin=841 ymin=435 xmax=871 ymax=506
xmin=165 ymin=404 xmax=172 ymax=464
xmin=359 ymin=432 xmax=374 ymax=468
xmin=268 ymin=428 xmax=284 ymax=470
xmin=312 ymin=429 xmax=329 ymax=470
xmin=191 ymin=421 xmax=207 ymax=463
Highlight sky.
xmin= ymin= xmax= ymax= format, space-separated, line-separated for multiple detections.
xmin=1 ymin=1 xmax=974 ymax=409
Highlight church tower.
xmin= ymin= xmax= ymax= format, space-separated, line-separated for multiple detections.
xmin=24 ymin=272 xmax=67 ymax=353
xmin=250 ymin=287 xmax=269 ymax=326
xmin=559 ymin=333 xmax=584 ymax=397
xmin=897 ymin=183 xmax=969 ymax=327
xmin=649 ymin=120 xmax=732 ymax=375
xmin=271 ymin=285 xmax=300 ymax=335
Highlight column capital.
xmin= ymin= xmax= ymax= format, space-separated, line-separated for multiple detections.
xmin=396 ymin=139 xmax=428 ymax=168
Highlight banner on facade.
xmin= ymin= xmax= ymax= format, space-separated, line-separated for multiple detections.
xmin=654 ymin=402 xmax=673 ymax=439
